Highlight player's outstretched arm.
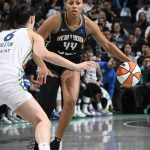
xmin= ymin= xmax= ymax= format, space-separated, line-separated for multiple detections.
xmin=32 ymin=32 xmax=96 ymax=71
xmin=86 ymin=17 xmax=130 ymax=62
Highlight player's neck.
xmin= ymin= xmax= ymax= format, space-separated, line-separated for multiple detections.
xmin=66 ymin=12 xmax=81 ymax=29
xmin=13 ymin=23 xmax=33 ymax=30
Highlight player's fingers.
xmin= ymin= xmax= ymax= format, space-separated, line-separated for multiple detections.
xmin=38 ymin=72 xmax=48 ymax=85
xmin=87 ymin=61 xmax=97 ymax=68
xmin=53 ymin=74 xmax=59 ymax=78
xmin=44 ymin=76 xmax=47 ymax=84
xmin=48 ymin=70 xmax=54 ymax=77
xmin=37 ymin=74 xmax=43 ymax=85
xmin=47 ymin=70 xmax=59 ymax=78
xmin=84 ymin=65 xmax=92 ymax=71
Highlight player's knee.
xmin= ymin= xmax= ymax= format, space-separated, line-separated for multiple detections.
xmin=33 ymin=113 xmax=51 ymax=128
xmin=44 ymin=118 xmax=51 ymax=128
xmin=65 ymin=96 xmax=77 ymax=108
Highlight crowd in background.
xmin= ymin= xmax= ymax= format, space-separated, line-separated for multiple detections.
xmin=0 ymin=0 xmax=150 ymax=125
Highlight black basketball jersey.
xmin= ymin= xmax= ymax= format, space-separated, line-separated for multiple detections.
xmin=46 ymin=11 xmax=87 ymax=63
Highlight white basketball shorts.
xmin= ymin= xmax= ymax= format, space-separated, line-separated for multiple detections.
xmin=0 ymin=70 xmax=33 ymax=111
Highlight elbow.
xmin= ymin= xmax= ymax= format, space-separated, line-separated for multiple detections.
xmin=41 ymin=55 xmax=46 ymax=60
xmin=35 ymin=51 xmax=47 ymax=60
xmin=41 ymin=52 xmax=48 ymax=61
xmin=42 ymin=51 xmax=54 ymax=62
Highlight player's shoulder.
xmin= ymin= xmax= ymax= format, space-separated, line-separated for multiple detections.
xmin=84 ymin=15 xmax=98 ymax=33
xmin=84 ymin=15 xmax=91 ymax=26
xmin=27 ymin=29 xmax=44 ymax=42
xmin=84 ymin=15 xmax=96 ymax=25
xmin=40 ymin=12 xmax=60 ymax=33
xmin=44 ymin=12 xmax=60 ymax=26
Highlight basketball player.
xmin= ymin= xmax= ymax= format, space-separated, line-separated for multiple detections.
xmin=36 ymin=0 xmax=131 ymax=149
xmin=0 ymin=4 xmax=96 ymax=150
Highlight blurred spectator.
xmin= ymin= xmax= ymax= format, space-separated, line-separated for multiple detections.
xmin=24 ymin=0 xmax=32 ymax=5
xmin=126 ymin=28 xmax=144 ymax=55
xmin=0 ymin=0 xmax=4 ymax=10
xmin=111 ymin=21 xmax=128 ymax=49
xmin=133 ymin=27 xmax=144 ymax=54
xmin=49 ymin=0 xmax=61 ymax=11
xmin=96 ymin=27 xmax=112 ymax=61
xmin=132 ymin=56 xmax=150 ymax=113
xmin=55 ymin=0 xmax=64 ymax=9
xmin=50 ymin=0 xmax=58 ymax=8
xmin=98 ymin=10 xmax=112 ymax=30
xmin=137 ymin=42 xmax=150 ymax=66
xmin=46 ymin=0 xmax=60 ymax=18
xmin=85 ymin=24 xmax=110 ymax=61
xmin=146 ymin=28 xmax=150 ymax=46
xmin=99 ymin=57 xmax=117 ymax=100
xmin=140 ymin=56 xmax=150 ymax=85
xmin=112 ymin=0 xmax=124 ymax=14
xmin=33 ymin=1 xmax=48 ymax=28
xmin=127 ymin=0 xmax=138 ymax=23
xmin=82 ymin=49 xmax=104 ymax=116
xmin=103 ymin=27 xmax=112 ymax=41
xmin=46 ymin=9 xmax=58 ymax=18
xmin=82 ymin=49 xmax=112 ymax=116
xmin=97 ymin=17 xmax=107 ymax=30
xmin=143 ymin=57 xmax=150 ymax=112
xmin=85 ymin=5 xmax=100 ymax=21
xmin=123 ymin=44 xmax=137 ymax=62
xmin=102 ymin=0 xmax=117 ymax=23
xmin=126 ymin=34 xmax=136 ymax=48
xmin=136 ymin=3 xmax=150 ymax=23
xmin=1 ymin=2 xmax=10 ymax=21
xmin=135 ymin=12 xmax=149 ymax=33
xmin=145 ymin=26 xmax=150 ymax=39
xmin=83 ymin=0 xmax=94 ymax=13
xmin=120 ymin=0 xmax=131 ymax=18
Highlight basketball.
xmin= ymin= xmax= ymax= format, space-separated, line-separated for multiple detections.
xmin=116 ymin=62 xmax=141 ymax=87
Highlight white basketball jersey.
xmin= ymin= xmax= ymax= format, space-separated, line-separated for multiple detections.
xmin=0 ymin=28 xmax=32 ymax=74
xmin=84 ymin=68 xmax=97 ymax=83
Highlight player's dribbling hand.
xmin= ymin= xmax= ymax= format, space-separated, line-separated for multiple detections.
xmin=74 ymin=61 xmax=97 ymax=71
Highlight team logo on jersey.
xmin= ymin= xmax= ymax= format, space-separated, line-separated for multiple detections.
xmin=58 ymin=50 xmax=64 ymax=55
xmin=61 ymin=28 xmax=68 ymax=32
xmin=79 ymin=27 xmax=85 ymax=35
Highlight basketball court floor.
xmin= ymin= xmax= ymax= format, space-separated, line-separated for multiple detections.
xmin=0 ymin=114 xmax=150 ymax=150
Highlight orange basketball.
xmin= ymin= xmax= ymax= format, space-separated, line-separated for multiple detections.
xmin=116 ymin=62 xmax=141 ymax=87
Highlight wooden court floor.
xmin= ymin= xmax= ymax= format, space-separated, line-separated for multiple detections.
xmin=0 ymin=114 xmax=150 ymax=150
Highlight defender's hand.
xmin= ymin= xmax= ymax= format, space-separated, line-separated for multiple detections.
xmin=74 ymin=61 xmax=97 ymax=71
